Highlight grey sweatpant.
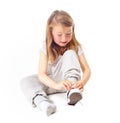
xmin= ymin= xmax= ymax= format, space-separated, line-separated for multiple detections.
xmin=20 ymin=50 xmax=82 ymax=107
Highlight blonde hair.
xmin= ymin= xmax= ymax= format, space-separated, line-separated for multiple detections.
xmin=45 ymin=10 xmax=81 ymax=62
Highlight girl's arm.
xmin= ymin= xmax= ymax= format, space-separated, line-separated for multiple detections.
xmin=38 ymin=51 xmax=58 ymax=89
xmin=75 ymin=53 xmax=91 ymax=89
xmin=38 ymin=51 xmax=72 ymax=90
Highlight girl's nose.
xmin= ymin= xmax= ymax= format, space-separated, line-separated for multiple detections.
xmin=61 ymin=35 xmax=67 ymax=42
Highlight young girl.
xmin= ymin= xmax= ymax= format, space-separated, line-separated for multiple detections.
xmin=20 ymin=10 xmax=91 ymax=116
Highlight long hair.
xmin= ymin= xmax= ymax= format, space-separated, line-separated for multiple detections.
xmin=45 ymin=10 xmax=81 ymax=62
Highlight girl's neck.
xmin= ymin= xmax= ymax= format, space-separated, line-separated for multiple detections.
xmin=52 ymin=41 xmax=69 ymax=55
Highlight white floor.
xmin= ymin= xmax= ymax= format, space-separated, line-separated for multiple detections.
xmin=0 ymin=0 xmax=120 ymax=122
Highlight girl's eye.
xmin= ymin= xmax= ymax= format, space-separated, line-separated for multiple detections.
xmin=66 ymin=34 xmax=71 ymax=36
xmin=58 ymin=34 xmax=62 ymax=37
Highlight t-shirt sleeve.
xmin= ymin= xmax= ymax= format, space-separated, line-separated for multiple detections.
xmin=40 ymin=41 xmax=47 ymax=55
xmin=78 ymin=46 xmax=84 ymax=56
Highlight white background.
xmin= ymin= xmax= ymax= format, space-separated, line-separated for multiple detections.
xmin=0 ymin=0 xmax=120 ymax=122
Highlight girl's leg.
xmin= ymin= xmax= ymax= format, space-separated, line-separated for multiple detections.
xmin=61 ymin=50 xmax=82 ymax=83
xmin=61 ymin=50 xmax=82 ymax=105
xmin=50 ymin=50 xmax=82 ymax=88
xmin=20 ymin=74 xmax=56 ymax=116
xmin=33 ymin=95 xmax=56 ymax=116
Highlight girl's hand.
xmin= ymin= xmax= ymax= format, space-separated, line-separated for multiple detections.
xmin=75 ymin=81 xmax=84 ymax=91
xmin=56 ymin=80 xmax=72 ymax=91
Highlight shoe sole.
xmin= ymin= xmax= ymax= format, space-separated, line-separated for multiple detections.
xmin=68 ymin=92 xmax=82 ymax=105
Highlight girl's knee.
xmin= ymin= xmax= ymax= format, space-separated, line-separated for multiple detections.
xmin=64 ymin=50 xmax=76 ymax=55
xmin=63 ymin=50 xmax=77 ymax=59
xmin=20 ymin=76 xmax=28 ymax=88
xmin=20 ymin=75 xmax=37 ymax=87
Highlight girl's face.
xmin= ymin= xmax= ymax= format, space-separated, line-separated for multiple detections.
xmin=52 ymin=24 xmax=73 ymax=47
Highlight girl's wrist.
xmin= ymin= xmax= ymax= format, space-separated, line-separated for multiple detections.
xmin=54 ymin=83 xmax=60 ymax=90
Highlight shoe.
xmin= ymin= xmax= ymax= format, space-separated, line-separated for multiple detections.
xmin=46 ymin=103 xmax=56 ymax=116
xmin=67 ymin=88 xmax=82 ymax=105
xmin=39 ymin=100 xmax=56 ymax=116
